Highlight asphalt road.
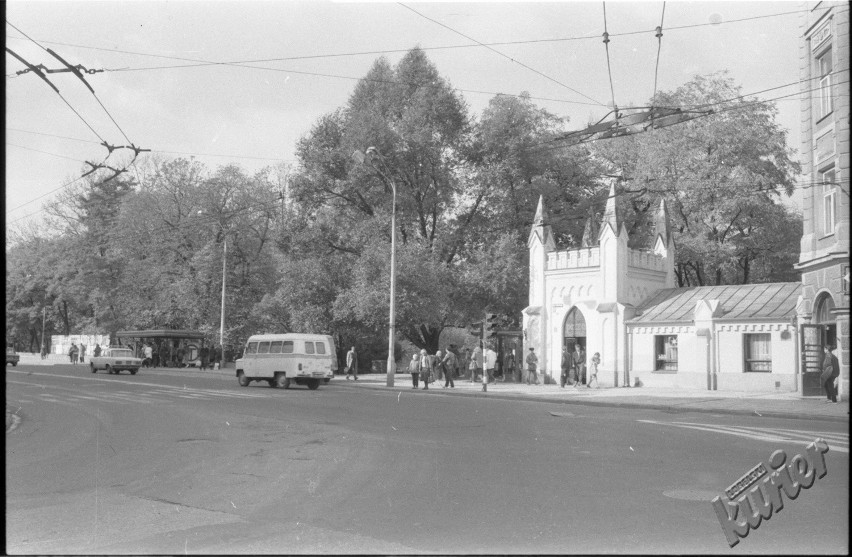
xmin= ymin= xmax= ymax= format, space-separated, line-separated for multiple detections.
xmin=5 ymin=364 xmax=849 ymax=554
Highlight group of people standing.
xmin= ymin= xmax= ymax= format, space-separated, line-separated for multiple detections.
xmin=560 ymin=344 xmax=600 ymax=389
xmin=408 ymin=347 xmax=460 ymax=389
xmin=67 ymin=343 xmax=86 ymax=364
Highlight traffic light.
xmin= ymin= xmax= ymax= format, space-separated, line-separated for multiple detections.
xmin=485 ymin=313 xmax=500 ymax=343
xmin=468 ymin=321 xmax=483 ymax=338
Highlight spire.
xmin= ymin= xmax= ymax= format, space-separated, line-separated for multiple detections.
xmin=600 ymin=180 xmax=621 ymax=236
xmin=533 ymin=194 xmax=547 ymax=227
xmin=581 ymin=206 xmax=599 ymax=247
xmin=654 ymin=197 xmax=672 ymax=245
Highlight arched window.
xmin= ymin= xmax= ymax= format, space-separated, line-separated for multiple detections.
xmin=815 ymin=293 xmax=835 ymax=324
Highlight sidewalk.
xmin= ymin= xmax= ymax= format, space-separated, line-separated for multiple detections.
xmin=333 ymin=372 xmax=850 ymax=423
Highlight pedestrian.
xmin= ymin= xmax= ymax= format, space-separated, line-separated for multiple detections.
xmin=471 ymin=344 xmax=483 ymax=383
xmin=199 ymin=344 xmax=209 ymax=371
xmin=94 ymin=343 xmax=101 ymax=358
xmin=484 ymin=344 xmax=498 ymax=386
xmin=526 ymin=347 xmax=539 ymax=385
xmin=152 ymin=342 xmax=160 ymax=368
xmin=408 ymin=353 xmax=420 ymax=388
xmin=822 ymin=345 xmax=840 ymax=403
xmin=79 ymin=343 xmax=86 ymax=364
xmin=560 ymin=347 xmax=571 ymax=388
xmin=460 ymin=348 xmax=471 ymax=380
xmin=432 ymin=350 xmax=444 ymax=384
xmin=504 ymin=349 xmax=516 ymax=382
xmin=68 ymin=343 xmax=78 ymax=364
xmin=442 ymin=348 xmax=456 ymax=388
xmin=159 ymin=343 xmax=169 ymax=368
xmin=588 ymin=352 xmax=601 ymax=388
xmin=346 ymin=346 xmax=358 ymax=380
xmin=572 ymin=344 xmax=587 ymax=387
xmin=177 ymin=344 xmax=186 ymax=368
xmin=143 ymin=343 xmax=153 ymax=368
xmin=419 ymin=349 xmax=431 ymax=390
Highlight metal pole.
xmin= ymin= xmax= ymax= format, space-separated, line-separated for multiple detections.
xmin=220 ymin=237 xmax=227 ymax=353
xmin=41 ymin=306 xmax=46 ymax=355
xmin=386 ymin=183 xmax=396 ymax=387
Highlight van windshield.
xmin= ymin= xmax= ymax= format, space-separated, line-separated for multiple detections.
xmin=246 ymin=342 xmax=258 ymax=355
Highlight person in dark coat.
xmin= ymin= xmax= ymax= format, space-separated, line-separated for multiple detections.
xmin=822 ymin=345 xmax=840 ymax=403
xmin=199 ymin=345 xmax=210 ymax=371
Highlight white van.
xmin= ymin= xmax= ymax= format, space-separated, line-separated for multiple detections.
xmin=235 ymin=333 xmax=337 ymax=389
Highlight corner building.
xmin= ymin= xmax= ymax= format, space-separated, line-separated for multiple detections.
xmin=796 ymin=1 xmax=850 ymax=400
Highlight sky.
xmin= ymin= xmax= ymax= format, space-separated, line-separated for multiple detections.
xmin=5 ymin=0 xmax=809 ymax=228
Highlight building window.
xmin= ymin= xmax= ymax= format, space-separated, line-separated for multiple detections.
xmin=816 ymin=49 xmax=833 ymax=120
xmin=822 ymin=168 xmax=836 ymax=236
xmin=744 ymin=334 xmax=772 ymax=372
xmin=655 ymin=335 xmax=678 ymax=371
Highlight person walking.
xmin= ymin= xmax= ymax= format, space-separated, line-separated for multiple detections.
xmin=484 ymin=345 xmax=498 ymax=386
xmin=159 ymin=343 xmax=169 ymax=368
xmin=471 ymin=344 xmax=483 ymax=383
xmin=79 ymin=343 xmax=86 ymax=364
xmin=433 ymin=350 xmax=444 ymax=384
xmin=588 ymin=352 xmax=601 ymax=388
xmin=408 ymin=353 xmax=420 ymax=388
xmin=69 ymin=343 xmax=78 ymax=364
xmin=199 ymin=344 xmax=209 ymax=371
xmin=572 ymin=344 xmax=587 ymax=387
xmin=143 ymin=343 xmax=153 ymax=368
xmin=346 ymin=346 xmax=359 ymax=380
xmin=442 ymin=348 xmax=456 ymax=388
xmin=419 ymin=349 xmax=431 ymax=390
xmin=560 ymin=347 xmax=571 ymax=388
xmin=94 ymin=343 xmax=101 ymax=358
xmin=525 ymin=347 xmax=539 ymax=385
xmin=822 ymin=345 xmax=840 ymax=403
xmin=504 ymin=350 xmax=516 ymax=383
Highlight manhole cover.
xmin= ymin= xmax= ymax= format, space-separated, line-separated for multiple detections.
xmin=663 ymin=489 xmax=720 ymax=501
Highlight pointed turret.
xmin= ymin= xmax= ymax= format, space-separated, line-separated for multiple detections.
xmin=581 ymin=207 xmax=599 ymax=247
xmin=654 ymin=198 xmax=672 ymax=246
xmin=533 ymin=194 xmax=547 ymax=227
xmin=599 ymin=180 xmax=622 ymax=239
xmin=528 ymin=194 xmax=556 ymax=251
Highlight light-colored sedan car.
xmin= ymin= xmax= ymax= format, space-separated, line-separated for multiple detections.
xmin=6 ymin=347 xmax=20 ymax=366
xmin=89 ymin=347 xmax=142 ymax=375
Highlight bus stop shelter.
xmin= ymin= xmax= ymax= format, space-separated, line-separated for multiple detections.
xmin=115 ymin=330 xmax=208 ymax=367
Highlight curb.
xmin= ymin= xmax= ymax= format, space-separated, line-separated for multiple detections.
xmin=331 ymin=380 xmax=850 ymax=424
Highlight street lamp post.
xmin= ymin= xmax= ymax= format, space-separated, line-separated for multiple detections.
xmin=353 ymin=147 xmax=396 ymax=387
xmin=41 ymin=306 xmax=47 ymax=357
xmin=199 ymin=211 xmax=229 ymax=365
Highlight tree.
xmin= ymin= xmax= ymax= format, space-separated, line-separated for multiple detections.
xmin=590 ymin=73 xmax=801 ymax=285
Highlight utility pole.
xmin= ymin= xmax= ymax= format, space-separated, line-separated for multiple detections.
xmin=41 ymin=306 xmax=47 ymax=357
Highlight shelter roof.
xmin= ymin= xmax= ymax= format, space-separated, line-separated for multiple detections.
xmin=116 ymin=330 xmax=206 ymax=339
xmin=628 ymin=282 xmax=801 ymax=324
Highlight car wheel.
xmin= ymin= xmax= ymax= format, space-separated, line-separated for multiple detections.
xmin=90 ymin=363 xmax=96 ymax=373
xmin=267 ymin=380 xmax=276 ymax=387
xmin=276 ymin=374 xmax=290 ymax=389
xmin=130 ymin=369 xmax=137 ymax=375
xmin=237 ymin=371 xmax=250 ymax=387
xmin=307 ymin=379 xmax=320 ymax=390
xmin=323 ymin=378 xmax=330 ymax=383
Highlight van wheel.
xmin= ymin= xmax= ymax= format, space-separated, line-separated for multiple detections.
xmin=276 ymin=374 xmax=290 ymax=389
xmin=237 ymin=371 xmax=250 ymax=387
xmin=105 ymin=365 xmax=113 ymax=374
xmin=307 ymin=379 xmax=320 ymax=390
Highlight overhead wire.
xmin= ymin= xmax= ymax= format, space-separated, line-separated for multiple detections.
xmin=397 ymin=2 xmax=606 ymax=107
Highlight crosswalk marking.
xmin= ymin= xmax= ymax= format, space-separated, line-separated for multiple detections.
xmin=637 ymin=419 xmax=849 ymax=453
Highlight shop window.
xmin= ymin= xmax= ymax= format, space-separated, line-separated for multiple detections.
xmin=744 ymin=334 xmax=772 ymax=372
xmin=821 ymin=168 xmax=836 ymax=236
xmin=655 ymin=335 xmax=678 ymax=371
xmin=816 ymin=48 xmax=833 ymax=120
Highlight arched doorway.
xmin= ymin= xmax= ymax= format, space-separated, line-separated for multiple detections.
xmin=802 ymin=293 xmax=837 ymax=396
xmin=563 ymin=308 xmax=587 ymax=381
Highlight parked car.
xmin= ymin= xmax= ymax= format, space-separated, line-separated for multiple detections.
xmin=89 ymin=347 xmax=142 ymax=375
xmin=6 ymin=347 xmax=20 ymax=366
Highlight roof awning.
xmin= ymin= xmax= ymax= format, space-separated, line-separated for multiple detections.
xmin=115 ymin=330 xmax=206 ymax=339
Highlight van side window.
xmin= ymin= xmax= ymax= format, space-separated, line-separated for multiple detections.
xmin=258 ymin=341 xmax=271 ymax=354
xmin=270 ymin=341 xmax=283 ymax=354
xmin=282 ymin=341 xmax=294 ymax=354
xmin=305 ymin=342 xmax=315 ymax=354
xmin=246 ymin=342 xmax=258 ymax=355
xmin=315 ymin=342 xmax=326 ymax=354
